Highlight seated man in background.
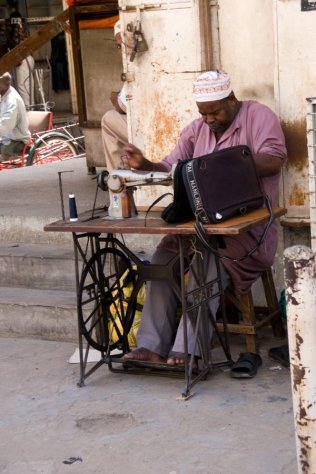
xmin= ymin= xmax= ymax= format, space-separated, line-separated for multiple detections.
xmin=121 ymin=70 xmax=287 ymax=366
xmin=0 ymin=72 xmax=30 ymax=162
xmin=101 ymin=20 xmax=128 ymax=171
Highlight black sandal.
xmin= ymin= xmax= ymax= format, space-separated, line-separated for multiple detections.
xmin=231 ymin=352 xmax=262 ymax=378
xmin=268 ymin=344 xmax=289 ymax=368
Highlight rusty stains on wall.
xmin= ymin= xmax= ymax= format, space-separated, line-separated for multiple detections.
xmin=281 ymin=119 xmax=308 ymax=171
xmin=147 ymin=93 xmax=181 ymax=162
xmin=289 ymin=182 xmax=308 ymax=206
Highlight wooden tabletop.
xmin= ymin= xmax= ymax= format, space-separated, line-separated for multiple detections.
xmin=44 ymin=207 xmax=286 ymax=236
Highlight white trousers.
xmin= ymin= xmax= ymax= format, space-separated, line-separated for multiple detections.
xmin=101 ymin=110 xmax=128 ymax=171
xmin=15 ymin=56 xmax=35 ymax=108
xmin=137 ymin=246 xmax=231 ymax=358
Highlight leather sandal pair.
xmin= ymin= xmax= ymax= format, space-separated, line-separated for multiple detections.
xmin=231 ymin=352 xmax=262 ymax=378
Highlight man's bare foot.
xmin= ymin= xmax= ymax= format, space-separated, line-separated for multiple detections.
xmin=123 ymin=347 xmax=166 ymax=364
xmin=167 ymin=354 xmax=185 ymax=366
xmin=167 ymin=352 xmax=198 ymax=369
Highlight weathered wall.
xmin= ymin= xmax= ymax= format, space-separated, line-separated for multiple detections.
xmin=80 ymin=27 xmax=122 ymax=121
xmin=216 ymin=0 xmax=315 ymax=288
xmin=119 ymin=0 xmax=212 ymax=205
xmin=276 ymin=1 xmax=316 ymax=223
xmin=218 ymin=0 xmax=275 ymax=109
xmin=218 ymin=0 xmax=316 ymax=229
xmin=80 ymin=26 xmax=123 ymax=169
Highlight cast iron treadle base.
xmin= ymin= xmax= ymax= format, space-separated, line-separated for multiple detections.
xmin=107 ymin=356 xmax=232 ymax=378
xmin=109 ymin=357 xmax=196 ymax=378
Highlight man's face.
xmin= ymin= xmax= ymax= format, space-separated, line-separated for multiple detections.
xmin=197 ymin=95 xmax=238 ymax=134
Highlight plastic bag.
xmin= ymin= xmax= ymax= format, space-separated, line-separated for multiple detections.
xmin=108 ymin=266 xmax=146 ymax=348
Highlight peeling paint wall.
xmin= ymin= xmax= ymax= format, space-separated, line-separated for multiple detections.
xmin=217 ymin=0 xmax=316 ymax=223
xmin=120 ymin=0 xmax=211 ymax=205
xmin=217 ymin=0 xmax=275 ymax=109
xmin=276 ymin=1 xmax=316 ymax=221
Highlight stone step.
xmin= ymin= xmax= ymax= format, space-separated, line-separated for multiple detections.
xmin=0 ymin=287 xmax=77 ymax=342
xmin=0 ymin=215 xmax=73 ymax=245
xmin=0 ymin=240 xmax=156 ymax=290
xmin=0 ymin=243 xmax=76 ymax=291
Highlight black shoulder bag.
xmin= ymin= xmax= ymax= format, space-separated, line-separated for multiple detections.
xmin=161 ymin=159 xmax=194 ymax=223
xmin=161 ymin=145 xmax=274 ymax=262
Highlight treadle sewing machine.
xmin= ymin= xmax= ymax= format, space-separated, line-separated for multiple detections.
xmin=44 ymin=168 xmax=285 ymax=399
xmin=96 ymin=168 xmax=173 ymax=218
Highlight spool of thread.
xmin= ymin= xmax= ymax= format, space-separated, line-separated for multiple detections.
xmin=69 ymin=193 xmax=78 ymax=222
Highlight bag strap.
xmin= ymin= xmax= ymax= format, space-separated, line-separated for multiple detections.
xmin=194 ymin=195 xmax=274 ymax=262
xmin=144 ymin=192 xmax=172 ymax=225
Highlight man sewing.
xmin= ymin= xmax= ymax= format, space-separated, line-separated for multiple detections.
xmin=122 ymin=70 xmax=287 ymax=368
xmin=101 ymin=20 xmax=128 ymax=171
xmin=0 ymin=72 xmax=30 ymax=162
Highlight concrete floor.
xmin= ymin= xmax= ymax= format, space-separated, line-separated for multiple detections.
xmin=0 ymin=334 xmax=297 ymax=474
xmin=0 ymin=157 xmax=99 ymax=226
xmin=0 ymin=158 xmax=298 ymax=473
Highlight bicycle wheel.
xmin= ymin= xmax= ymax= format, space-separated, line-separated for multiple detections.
xmin=27 ymin=132 xmax=79 ymax=165
xmin=78 ymin=247 xmax=138 ymax=353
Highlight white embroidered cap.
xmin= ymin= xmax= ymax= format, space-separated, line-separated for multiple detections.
xmin=193 ymin=70 xmax=232 ymax=102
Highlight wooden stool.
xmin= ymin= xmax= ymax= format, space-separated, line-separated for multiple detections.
xmin=216 ymin=267 xmax=286 ymax=353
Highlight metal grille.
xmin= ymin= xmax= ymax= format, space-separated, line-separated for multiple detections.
xmin=306 ymin=97 xmax=316 ymax=251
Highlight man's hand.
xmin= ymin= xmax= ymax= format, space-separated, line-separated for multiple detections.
xmin=121 ymin=144 xmax=146 ymax=169
xmin=121 ymin=144 xmax=169 ymax=171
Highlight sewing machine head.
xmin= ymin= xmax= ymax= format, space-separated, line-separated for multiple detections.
xmin=97 ymin=168 xmax=172 ymax=218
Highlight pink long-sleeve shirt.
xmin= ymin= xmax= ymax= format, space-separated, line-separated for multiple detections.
xmin=158 ymin=100 xmax=287 ymax=293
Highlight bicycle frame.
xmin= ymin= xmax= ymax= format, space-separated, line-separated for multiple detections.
xmin=0 ymin=121 xmax=85 ymax=170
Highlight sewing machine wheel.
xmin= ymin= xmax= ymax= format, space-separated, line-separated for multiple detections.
xmin=78 ymin=247 xmax=137 ymax=352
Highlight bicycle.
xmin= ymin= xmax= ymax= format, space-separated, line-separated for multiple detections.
xmin=0 ymin=108 xmax=85 ymax=170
